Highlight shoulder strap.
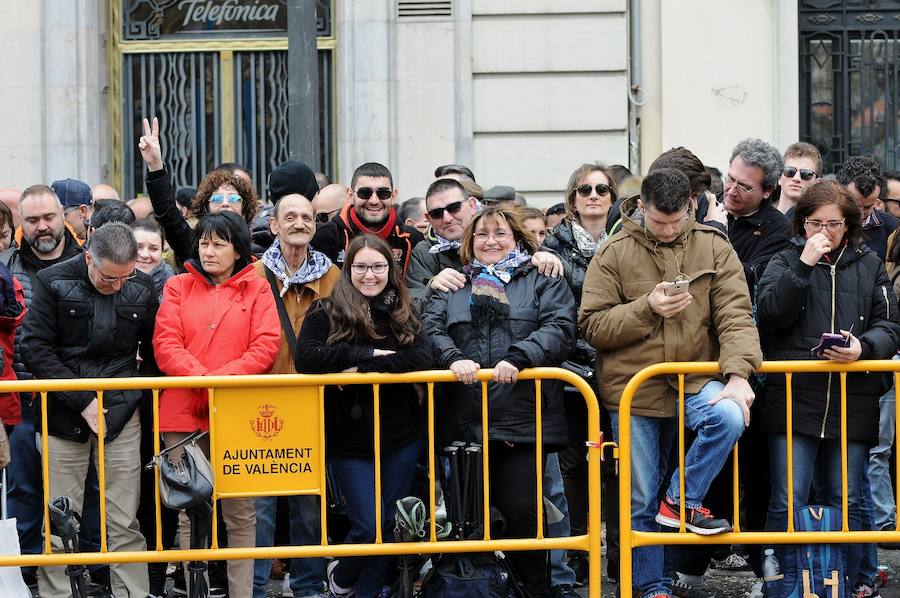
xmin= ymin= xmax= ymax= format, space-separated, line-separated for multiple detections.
xmin=263 ymin=265 xmax=297 ymax=358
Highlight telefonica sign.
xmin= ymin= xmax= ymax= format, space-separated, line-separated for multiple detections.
xmin=179 ymin=0 xmax=280 ymax=27
xmin=122 ymin=0 xmax=288 ymax=40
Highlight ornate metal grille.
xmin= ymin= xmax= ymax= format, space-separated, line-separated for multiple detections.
xmin=124 ymin=52 xmax=221 ymax=199
xmin=800 ymin=1 xmax=900 ymax=173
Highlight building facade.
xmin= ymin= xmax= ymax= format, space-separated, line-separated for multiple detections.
xmin=0 ymin=1 xmax=895 ymax=207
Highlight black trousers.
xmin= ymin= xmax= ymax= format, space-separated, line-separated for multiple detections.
xmin=491 ymin=441 xmax=550 ymax=598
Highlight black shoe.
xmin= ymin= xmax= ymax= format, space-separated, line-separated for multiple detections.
xmin=552 ymin=584 xmax=581 ymax=598
xmin=567 ymin=551 xmax=589 ymax=585
xmin=671 ymin=578 xmax=711 ymax=598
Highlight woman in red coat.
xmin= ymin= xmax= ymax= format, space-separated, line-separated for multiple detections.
xmin=0 ymin=264 xmax=26 ymax=429
xmin=153 ymin=211 xmax=280 ymax=598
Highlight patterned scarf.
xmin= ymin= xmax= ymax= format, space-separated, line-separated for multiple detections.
xmin=466 ymin=246 xmax=532 ymax=325
xmin=571 ymin=220 xmax=607 ymax=257
xmin=429 ymin=233 xmax=460 ymax=254
xmin=262 ymin=239 xmax=333 ymax=297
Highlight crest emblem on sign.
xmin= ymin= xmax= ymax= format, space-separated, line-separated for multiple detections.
xmin=250 ymin=404 xmax=284 ymax=440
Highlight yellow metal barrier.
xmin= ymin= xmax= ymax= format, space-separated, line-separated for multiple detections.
xmin=616 ymin=359 xmax=900 ymax=598
xmin=0 ymin=367 xmax=603 ymax=597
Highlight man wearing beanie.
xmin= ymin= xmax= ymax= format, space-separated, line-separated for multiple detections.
xmin=312 ymin=162 xmax=423 ymax=273
xmin=252 ymin=159 xmax=339 ymax=598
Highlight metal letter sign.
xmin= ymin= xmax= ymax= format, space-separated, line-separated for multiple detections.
xmin=212 ymin=385 xmax=321 ymax=496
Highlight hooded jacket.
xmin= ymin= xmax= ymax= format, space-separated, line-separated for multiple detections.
xmin=756 ymin=237 xmax=900 ymax=444
xmin=579 ymin=196 xmax=762 ymax=417
xmin=21 ymin=254 xmax=158 ymax=442
xmin=153 ymin=260 xmax=281 ymax=431
xmin=422 ymin=264 xmax=577 ymax=448
xmin=311 ymin=204 xmax=423 ymax=274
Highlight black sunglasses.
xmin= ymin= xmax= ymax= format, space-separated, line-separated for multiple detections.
xmin=355 ymin=187 xmax=392 ymax=200
xmin=576 ymin=183 xmax=612 ymax=198
xmin=783 ymin=166 xmax=817 ymax=181
xmin=426 ymin=201 xmax=464 ymax=220
xmin=315 ymin=212 xmax=331 ymax=223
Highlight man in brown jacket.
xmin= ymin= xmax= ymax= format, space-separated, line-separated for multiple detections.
xmin=253 ymin=160 xmax=341 ymax=597
xmin=579 ymin=169 xmax=762 ymax=598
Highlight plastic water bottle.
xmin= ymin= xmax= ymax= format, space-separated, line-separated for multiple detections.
xmin=763 ymin=548 xmax=783 ymax=581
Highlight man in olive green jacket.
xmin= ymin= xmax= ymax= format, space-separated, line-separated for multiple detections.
xmin=579 ymin=169 xmax=762 ymax=598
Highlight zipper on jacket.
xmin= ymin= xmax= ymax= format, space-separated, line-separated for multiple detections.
xmin=820 ymin=258 xmax=839 ymax=438
xmin=883 ymin=285 xmax=890 ymax=320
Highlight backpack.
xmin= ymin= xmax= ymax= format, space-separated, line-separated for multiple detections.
xmin=419 ymin=552 xmax=527 ymax=598
xmin=778 ymin=505 xmax=845 ymax=598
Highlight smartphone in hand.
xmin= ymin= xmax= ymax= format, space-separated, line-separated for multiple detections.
xmin=811 ymin=332 xmax=849 ymax=357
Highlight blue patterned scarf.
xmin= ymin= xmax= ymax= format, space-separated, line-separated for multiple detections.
xmin=466 ymin=246 xmax=532 ymax=324
xmin=262 ymin=239 xmax=333 ymax=297
xmin=429 ymin=233 xmax=461 ymax=254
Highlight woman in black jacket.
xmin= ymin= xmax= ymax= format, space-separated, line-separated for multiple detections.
xmin=423 ymin=206 xmax=577 ymax=598
xmin=294 ymin=234 xmax=431 ymax=598
xmin=541 ymin=162 xmax=618 ymax=581
xmin=757 ymin=180 xmax=900 ymax=586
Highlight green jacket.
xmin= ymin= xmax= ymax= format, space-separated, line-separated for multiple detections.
xmin=579 ymin=196 xmax=762 ymax=417
xmin=405 ymin=228 xmax=464 ymax=312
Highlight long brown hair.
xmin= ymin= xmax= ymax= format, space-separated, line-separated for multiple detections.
xmin=459 ymin=206 xmax=538 ymax=264
xmin=193 ymin=168 xmax=259 ymax=224
xmin=792 ymin=179 xmax=862 ymax=244
xmin=324 ymin=235 xmax=419 ymax=346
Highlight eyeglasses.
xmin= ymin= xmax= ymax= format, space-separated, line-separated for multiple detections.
xmin=90 ymin=254 xmax=137 ymax=284
xmin=426 ymin=201 xmax=464 ymax=220
xmin=576 ymin=183 xmax=612 ymax=198
xmin=210 ymin=193 xmax=242 ymax=205
xmin=315 ymin=208 xmax=341 ymax=223
xmin=473 ymin=230 xmax=512 ymax=243
xmin=350 ymin=262 xmax=389 ymax=275
xmin=783 ymin=166 xmax=817 ymax=181
xmin=804 ymin=218 xmax=846 ymax=232
xmin=355 ymin=187 xmax=392 ymax=201
xmin=724 ymin=174 xmax=758 ymax=194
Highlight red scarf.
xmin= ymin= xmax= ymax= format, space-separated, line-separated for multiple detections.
xmin=347 ymin=205 xmax=398 ymax=240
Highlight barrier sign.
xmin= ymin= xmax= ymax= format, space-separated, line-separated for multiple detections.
xmin=211 ymin=385 xmax=320 ymax=495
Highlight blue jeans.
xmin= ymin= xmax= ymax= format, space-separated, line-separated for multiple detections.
xmin=859 ymin=473 xmax=877 ymax=587
xmin=329 ymin=440 xmax=421 ymax=598
xmin=611 ymin=380 xmax=743 ymax=598
xmin=252 ymin=495 xmax=325 ymax=597
xmin=545 ymin=452 xmax=576 ymax=588
xmin=868 ymin=367 xmax=896 ymax=531
xmin=765 ymin=434 xmax=869 ymax=586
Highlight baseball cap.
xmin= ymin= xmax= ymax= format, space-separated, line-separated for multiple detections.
xmin=51 ymin=178 xmax=92 ymax=207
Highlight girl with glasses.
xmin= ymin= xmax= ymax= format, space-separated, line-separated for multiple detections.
xmin=294 ymin=234 xmax=432 ymax=598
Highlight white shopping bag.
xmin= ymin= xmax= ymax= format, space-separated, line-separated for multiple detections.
xmin=0 ymin=517 xmax=32 ymax=597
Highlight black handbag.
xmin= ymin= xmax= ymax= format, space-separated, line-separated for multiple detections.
xmin=146 ymin=430 xmax=213 ymax=510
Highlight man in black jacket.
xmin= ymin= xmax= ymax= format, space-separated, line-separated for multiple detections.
xmin=311 ymin=162 xmax=423 ymax=273
xmin=22 ymin=222 xmax=158 ymax=598
xmin=837 ymin=156 xmax=900 ymax=261
xmin=1 ymin=185 xmax=85 ymax=587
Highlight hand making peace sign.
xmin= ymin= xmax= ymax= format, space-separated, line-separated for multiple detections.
xmin=138 ymin=116 xmax=164 ymax=172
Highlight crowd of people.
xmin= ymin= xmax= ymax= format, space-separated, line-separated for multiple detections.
xmin=0 ymin=119 xmax=899 ymax=598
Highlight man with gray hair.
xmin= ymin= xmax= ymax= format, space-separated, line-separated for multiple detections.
xmin=21 ymin=222 xmax=158 ymax=598
xmin=723 ymin=138 xmax=792 ymax=296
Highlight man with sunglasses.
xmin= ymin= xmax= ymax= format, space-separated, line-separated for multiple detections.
xmin=406 ymin=178 xmax=564 ymax=309
xmin=312 ymin=183 xmax=347 ymax=226
xmin=776 ymin=142 xmax=822 ymax=216
xmin=21 ymin=222 xmax=158 ymax=598
xmin=311 ymin=162 xmax=423 ymax=274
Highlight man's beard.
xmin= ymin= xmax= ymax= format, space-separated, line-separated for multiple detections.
xmin=28 ymin=230 xmax=63 ymax=253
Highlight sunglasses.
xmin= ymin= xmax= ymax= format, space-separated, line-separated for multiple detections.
xmin=355 ymin=187 xmax=392 ymax=200
xmin=576 ymin=183 xmax=612 ymax=198
xmin=210 ymin=193 xmax=242 ymax=204
xmin=426 ymin=201 xmax=464 ymax=220
xmin=783 ymin=166 xmax=817 ymax=181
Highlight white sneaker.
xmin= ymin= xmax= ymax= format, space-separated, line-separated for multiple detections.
xmin=327 ymin=559 xmax=355 ymax=597
xmin=747 ymin=579 xmax=764 ymax=598
xmin=283 ymin=574 xmax=291 ymax=597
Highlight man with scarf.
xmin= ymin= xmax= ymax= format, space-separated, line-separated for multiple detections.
xmin=251 ymin=160 xmax=341 ymax=598
xmin=311 ymin=161 xmax=423 ymax=274
xmin=407 ymin=178 xmax=564 ymax=310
